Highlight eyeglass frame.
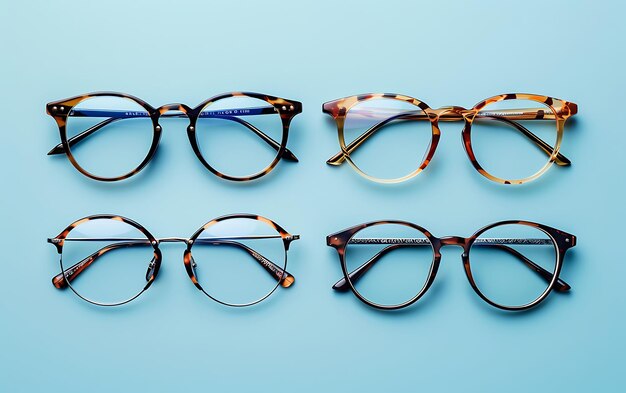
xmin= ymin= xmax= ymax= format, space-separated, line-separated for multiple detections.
xmin=48 ymin=213 xmax=300 ymax=307
xmin=322 ymin=93 xmax=578 ymax=184
xmin=46 ymin=91 xmax=302 ymax=182
xmin=326 ymin=219 xmax=576 ymax=311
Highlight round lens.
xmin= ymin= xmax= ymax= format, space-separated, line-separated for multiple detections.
xmin=344 ymin=223 xmax=434 ymax=307
xmin=194 ymin=96 xmax=283 ymax=179
xmin=60 ymin=218 xmax=155 ymax=305
xmin=190 ymin=217 xmax=286 ymax=306
xmin=470 ymin=98 xmax=558 ymax=181
xmin=65 ymin=96 xmax=155 ymax=179
xmin=343 ymin=98 xmax=433 ymax=181
xmin=469 ymin=223 xmax=557 ymax=308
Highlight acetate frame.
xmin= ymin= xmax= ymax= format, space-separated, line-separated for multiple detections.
xmin=46 ymin=92 xmax=302 ymax=182
xmin=322 ymin=93 xmax=578 ymax=184
xmin=326 ymin=220 xmax=576 ymax=311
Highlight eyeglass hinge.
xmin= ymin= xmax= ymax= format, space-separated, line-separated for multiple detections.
xmin=285 ymin=234 xmax=300 ymax=242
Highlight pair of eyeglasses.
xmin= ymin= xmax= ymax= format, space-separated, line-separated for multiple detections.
xmin=323 ymin=93 xmax=578 ymax=184
xmin=326 ymin=220 xmax=576 ymax=310
xmin=48 ymin=214 xmax=299 ymax=307
xmin=46 ymin=92 xmax=302 ymax=182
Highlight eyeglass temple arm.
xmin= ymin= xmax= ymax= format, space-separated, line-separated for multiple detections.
xmin=47 ymin=108 xmax=298 ymax=162
xmin=51 ymin=241 xmax=142 ymax=289
xmin=326 ymin=110 xmax=570 ymax=166
xmin=193 ymin=239 xmax=295 ymax=287
xmin=51 ymin=238 xmax=294 ymax=289
xmin=477 ymin=115 xmax=570 ymax=165
xmin=332 ymin=240 xmax=570 ymax=292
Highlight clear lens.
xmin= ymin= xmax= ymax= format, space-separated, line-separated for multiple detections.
xmin=190 ymin=217 xmax=286 ymax=306
xmin=66 ymin=96 xmax=154 ymax=179
xmin=344 ymin=223 xmax=434 ymax=307
xmin=195 ymin=96 xmax=283 ymax=178
xmin=60 ymin=218 xmax=154 ymax=305
xmin=469 ymin=223 xmax=557 ymax=308
xmin=470 ymin=99 xmax=557 ymax=181
xmin=343 ymin=98 xmax=433 ymax=181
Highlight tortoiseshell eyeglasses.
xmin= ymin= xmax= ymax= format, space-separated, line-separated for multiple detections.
xmin=323 ymin=93 xmax=577 ymax=184
xmin=327 ymin=220 xmax=576 ymax=311
xmin=46 ymin=92 xmax=302 ymax=182
xmin=48 ymin=214 xmax=299 ymax=307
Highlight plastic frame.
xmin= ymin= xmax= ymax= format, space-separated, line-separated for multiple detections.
xmin=322 ymin=93 xmax=578 ymax=184
xmin=47 ymin=214 xmax=300 ymax=307
xmin=46 ymin=92 xmax=303 ymax=182
xmin=326 ymin=220 xmax=576 ymax=311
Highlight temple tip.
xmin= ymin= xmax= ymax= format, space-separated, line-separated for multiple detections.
xmin=555 ymin=153 xmax=571 ymax=166
xmin=52 ymin=274 xmax=67 ymax=289
xmin=282 ymin=148 xmax=299 ymax=163
xmin=326 ymin=156 xmax=343 ymax=166
xmin=47 ymin=145 xmax=64 ymax=155
xmin=332 ymin=278 xmax=350 ymax=292
xmin=554 ymin=279 xmax=571 ymax=292
xmin=281 ymin=274 xmax=295 ymax=288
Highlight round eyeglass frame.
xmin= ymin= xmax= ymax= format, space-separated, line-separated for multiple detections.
xmin=47 ymin=91 xmax=301 ymax=182
xmin=49 ymin=213 xmax=297 ymax=307
xmin=329 ymin=220 xmax=573 ymax=311
xmin=324 ymin=93 xmax=575 ymax=185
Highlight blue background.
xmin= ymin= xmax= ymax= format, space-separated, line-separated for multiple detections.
xmin=1 ymin=0 xmax=624 ymax=391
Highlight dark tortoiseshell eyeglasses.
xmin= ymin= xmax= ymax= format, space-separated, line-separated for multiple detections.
xmin=48 ymin=214 xmax=299 ymax=307
xmin=46 ymin=92 xmax=302 ymax=182
xmin=327 ymin=220 xmax=576 ymax=311
xmin=323 ymin=93 xmax=577 ymax=184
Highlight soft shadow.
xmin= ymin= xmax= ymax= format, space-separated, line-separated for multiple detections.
xmin=463 ymin=252 xmax=578 ymax=320
xmin=57 ymin=284 xmax=159 ymax=314
xmin=464 ymin=117 xmax=583 ymax=196
xmin=185 ymin=282 xmax=293 ymax=317
xmin=559 ymin=248 xmax=580 ymax=290
xmin=465 ymin=161 xmax=571 ymax=198
xmin=47 ymin=143 xmax=168 ymax=191
xmin=340 ymin=278 xmax=448 ymax=317
xmin=325 ymin=155 xmax=444 ymax=195
xmin=201 ymin=159 xmax=300 ymax=191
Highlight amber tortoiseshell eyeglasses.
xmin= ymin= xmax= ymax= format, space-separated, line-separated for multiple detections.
xmin=46 ymin=92 xmax=302 ymax=182
xmin=48 ymin=214 xmax=299 ymax=307
xmin=327 ymin=220 xmax=576 ymax=311
xmin=322 ymin=93 xmax=578 ymax=184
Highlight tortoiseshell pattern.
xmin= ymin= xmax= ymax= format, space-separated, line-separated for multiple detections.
xmin=326 ymin=220 xmax=576 ymax=311
xmin=322 ymin=93 xmax=578 ymax=184
xmin=46 ymin=92 xmax=302 ymax=182
xmin=48 ymin=214 xmax=300 ymax=307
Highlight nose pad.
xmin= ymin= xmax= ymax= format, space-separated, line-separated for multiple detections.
xmin=190 ymin=255 xmax=204 ymax=291
xmin=191 ymin=256 xmax=198 ymax=277
xmin=145 ymin=257 xmax=157 ymax=282
xmin=184 ymin=249 xmax=204 ymax=290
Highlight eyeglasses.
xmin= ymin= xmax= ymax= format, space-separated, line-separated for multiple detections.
xmin=326 ymin=220 xmax=575 ymax=311
xmin=48 ymin=214 xmax=300 ymax=307
xmin=46 ymin=92 xmax=302 ymax=182
xmin=322 ymin=93 xmax=578 ymax=184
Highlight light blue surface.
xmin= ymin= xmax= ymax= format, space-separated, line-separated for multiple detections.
xmin=1 ymin=0 xmax=624 ymax=391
